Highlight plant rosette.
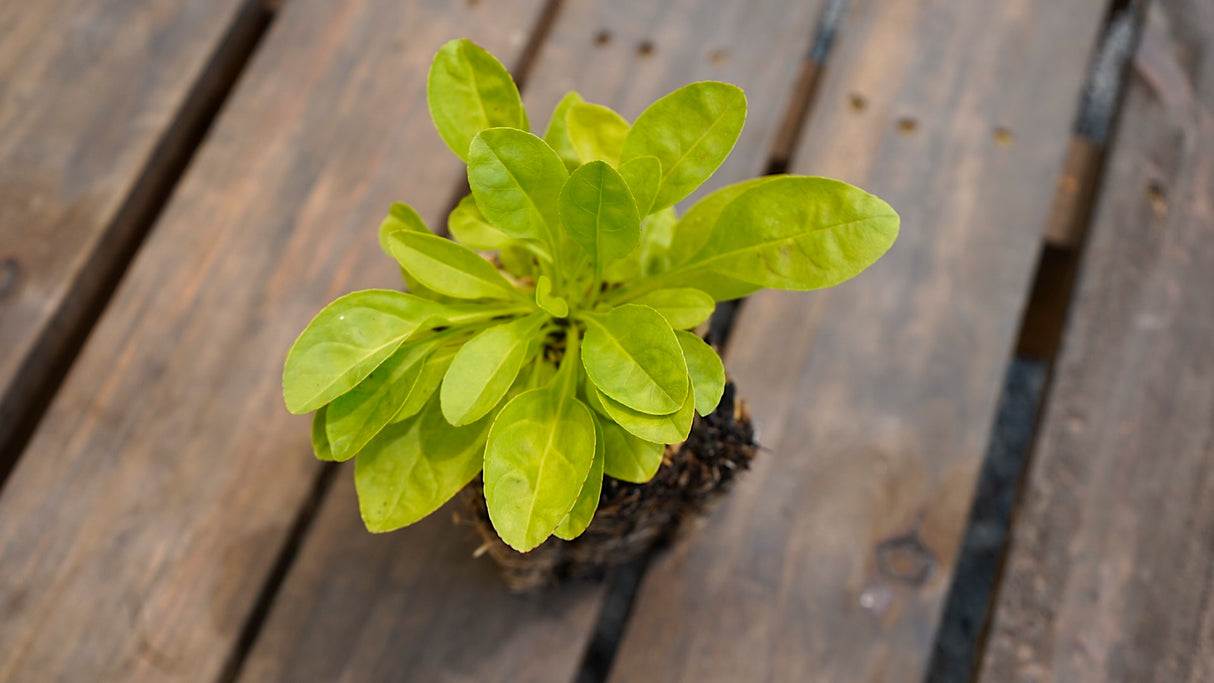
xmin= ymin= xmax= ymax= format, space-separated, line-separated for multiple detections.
xmin=282 ymin=39 xmax=898 ymax=579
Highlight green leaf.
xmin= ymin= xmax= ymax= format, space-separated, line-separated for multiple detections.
xmin=283 ymin=290 xmax=440 ymax=414
xmin=666 ymin=177 xmax=772 ymax=268
xmin=598 ymin=416 xmax=664 ymax=483
xmin=543 ymin=91 xmax=584 ymax=172
xmin=619 ymin=155 xmax=662 ymax=217
xmin=499 ymin=242 xmax=537 ymax=279
xmin=566 ymin=102 xmax=629 ymax=166
xmin=356 ymin=396 xmax=493 ymax=533
xmin=375 ymin=202 xmax=455 ymax=302
xmin=441 ymin=314 xmax=546 ymax=426
xmin=448 ymin=195 xmax=510 ymax=250
xmin=483 ymin=340 xmax=596 ymax=551
xmin=391 ymin=344 xmax=457 ymax=424
xmin=620 ymin=82 xmax=746 ymax=212
xmin=558 ymin=161 xmax=641 ymax=266
xmin=312 ymin=406 xmax=334 ymax=461
xmin=467 ymin=127 xmax=568 ymax=246
xmin=629 ymin=288 xmax=714 ymax=330
xmin=325 ymin=339 xmax=436 ymax=461
xmin=386 ymin=230 xmax=522 ymax=301
xmin=535 ymin=275 xmax=569 ymax=317
xmin=581 ymin=304 xmax=688 ymax=414
xmin=683 ymin=176 xmax=900 ymax=290
xmin=674 ymin=330 xmax=725 ymax=416
xmin=588 ymin=382 xmax=694 ymax=444
xmin=427 ymin=39 xmax=526 ymax=161
xmin=554 ymin=418 xmax=604 ymax=540
xmin=639 ymin=206 xmax=679 ymax=275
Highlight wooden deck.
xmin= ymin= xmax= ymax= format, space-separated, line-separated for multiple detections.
xmin=1 ymin=0 xmax=1210 ymax=681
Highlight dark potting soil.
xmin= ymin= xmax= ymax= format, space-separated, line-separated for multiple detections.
xmin=462 ymin=381 xmax=758 ymax=592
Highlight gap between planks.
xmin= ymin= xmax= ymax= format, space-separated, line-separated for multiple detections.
xmin=0 ymin=0 xmax=277 ymax=492
xmin=927 ymin=2 xmax=1147 ymax=680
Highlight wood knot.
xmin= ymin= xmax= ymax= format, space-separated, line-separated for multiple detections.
xmin=874 ymin=532 xmax=936 ymax=586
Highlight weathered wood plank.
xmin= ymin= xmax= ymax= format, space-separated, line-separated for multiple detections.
xmin=980 ymin=3 xmax=1214 ymax=680
xmin=0 ymin=0 xmax=259 ymax=460
xmin=239 ymin=1 xmax=831 ymax=680
xmin=610 ymin=0 xmax=1110 ymax=680
xmin=0 ymin=2 xmax=549 ymax=681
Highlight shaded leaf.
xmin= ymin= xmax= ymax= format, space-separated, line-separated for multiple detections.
xmin=448 ymin=195 xmax=510 ymax=250
xmin=312 ymin=406 xmax=333 ymax=461
xmin=535 ymin=275 xmax=569 ymax=317
xmin=554 ymin=418 xmax=604 ymax=540
xmin=326 ymin=339 xmax=436 ymax=461
xmin=674 ymin=330 xmax=725 ymax=416
xmin=588 ymin=383 xmax=694 ymax=444
xmin=598 ymin=415 xmax=664 ymax=483
xmin=356 ymin=396 xmax=493 ymax=532
xmin=619 ymin=155 xmax=662 ymax=217
xmin=441 ymin=314 xmax=546 ymax=426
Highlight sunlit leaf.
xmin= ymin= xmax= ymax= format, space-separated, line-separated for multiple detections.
xmin=428 ymin=39 xmax=527 ymax=161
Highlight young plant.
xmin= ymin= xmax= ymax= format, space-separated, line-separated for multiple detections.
xmin=283 ymin=39 xmax=898 ymax=552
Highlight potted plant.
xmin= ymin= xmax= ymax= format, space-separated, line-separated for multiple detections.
xmin=282 ymin=39 xmax=898 ymax=591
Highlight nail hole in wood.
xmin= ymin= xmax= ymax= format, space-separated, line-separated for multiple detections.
xmin=1147 ymin=180 xmax=1168 ymax=214
xmin=637 ymin=41 xmax=655 ymax=57
xmin=466 ymin=0 xmax=480 ymax=7
xmin=994 ymin=126 xmax=1015 ymax=146
xmin=709 ymin=49 xmax=728 ymax=65
xmin=875 ymin=533 xmax=936 ymax=586
xmin=896 ymin=117 xmax=918 ymax=135
xmin=0 ymin=257 xmax=19 ymax=301
xmin=849 ymin=93 xmax=867 ymax=112
xmin=593 ymin=29 xmax=611 ymax=47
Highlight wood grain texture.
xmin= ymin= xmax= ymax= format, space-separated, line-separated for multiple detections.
xmin=0 ymin=0 xmax=254 ymax=456
xmin=609 ymin=0 xmax=1109 ymax=680
xmin=980 ymin=3 xmax=1214 ymax=680
xmin=0 ymin=1 xmax=547 ymax=681
xmin=239 ymin=1 xmax=831 ymax=680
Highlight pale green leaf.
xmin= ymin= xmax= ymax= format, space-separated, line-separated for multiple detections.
xmin=639 ymin=206 xmax=679 ymax=275
xmin=665 ymin=177 xmax=773 ymax=268
xmin=283 ymin=290 xmax=440 ymax=414
xmin=391 ymin=344 xmax=457 ymax=424
xmin=581 ymin=304 xmax=688 ymax=414
xmin=558 ymin=161 xmax=640 ymax=265
xmin=386 ymin=229 xmax=522 ymax=301
xmin=619 ymin=155 xmax=662 ymax=217
xmin=312 ymin=406 xmax=334 ymax=461
xmin=588 ymin=383 xmax=694 ymax=444
xmin=441 ymin=314 xmax=546 ymax=426
xmin=467 ymin=127 xmax=568 ymax=245
xmin=427 ymin=39 xmax=526 ymax=161
xmin=375 ymin=202 xmax=455 ymax=302
xmin=674 ymin=330 xmax=725 ymax=416
xmin=325 ymin=339 xmax=436 ymax=461
xmin=499 ymin=242 xmax=537 ymax=279
xmin=535 ymin=275 xmax=569 ymax=317
xmin=448 ymin=195 xmax=510 ymax=250
xmin=566 ymin=102 xmax=629 ymax=166
xmin=483 ymin=390 xmax=596 ymax=552
xmin=629 ymin=288 xmax=714 ymax=330
xmin=598 ymin=416 xmax=664 ymax=483
xmin=683 ymin=176 xmax=899 ymax=290
xmin=620 ymin=82 xmax=746 ymax=211
xmin=356 ymin=396 xmax=492 ymax=532
xmin=543 ymin=90 xmax=584 ymax=172
xmin=554 ymin=418 xmax=604 ymax=540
